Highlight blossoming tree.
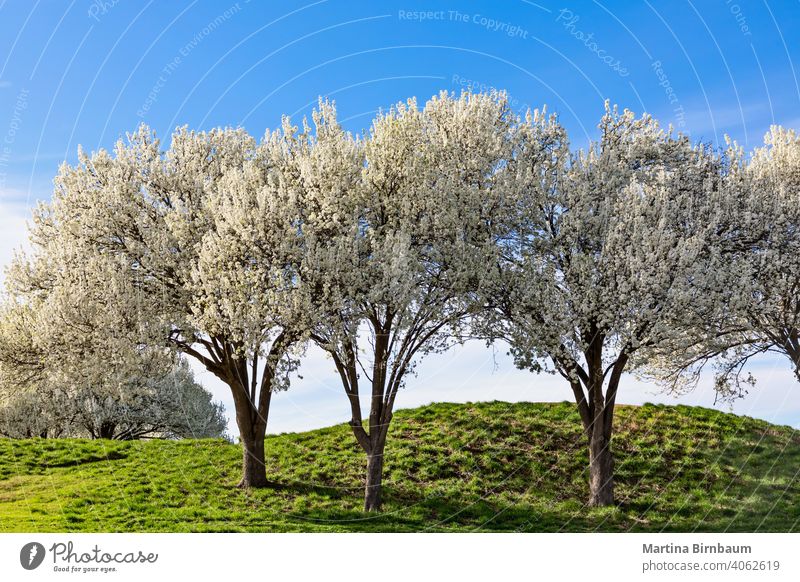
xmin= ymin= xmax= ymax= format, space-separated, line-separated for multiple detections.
xmin=485 ymin=104 xmax=719 ymax=506
xmin=650 ymin=127 xmax=800 ymax=398
xmin=298 ymin=94 xmax=510 ymax=511
xmin=2 ymin=125 xmax=308 ymax=487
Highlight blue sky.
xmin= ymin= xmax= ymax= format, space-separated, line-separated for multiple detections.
xmin=1 ymin=0 xmax=799 ymax=436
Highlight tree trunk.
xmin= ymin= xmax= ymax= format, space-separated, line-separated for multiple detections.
xmin=364 ymin=445 xmax=385 ymax=512
xmin=561 ymin=339 xmax=626 ymax=508
xmin=235 ymin=397 xmax=269 ymax=488
xmin=98 ymin=422 xmax=116 ymax=440
xmin=239 ymin=429 xmax=268 ymax=488
xmin=230 ymin=376 xmax=272 ymax=489
xmin=588 ymin=429 xmax=614 ymax=507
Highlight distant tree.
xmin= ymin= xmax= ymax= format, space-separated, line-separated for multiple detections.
xmin=0 ymin=388 xmax=71 ymax=439
xmin=483 ymin=104 xmax=720 ymax=506
xmin=0 ymin=356 xmax=228 ymax=440
xmin=68 ymin=357 xmax=228 ymax=440
xmin=299 ymin=94 xmax=509 ymax=511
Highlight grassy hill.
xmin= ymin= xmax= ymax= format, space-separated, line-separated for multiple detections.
xmin=0 ymin=401 xmax=798 ymax=532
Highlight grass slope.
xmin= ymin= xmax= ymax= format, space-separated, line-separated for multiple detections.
xmin=0 ymin=401 xmax=798 ymax=532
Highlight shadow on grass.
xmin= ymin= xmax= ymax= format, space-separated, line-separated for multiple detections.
xmin=252 ymin=479 xmax=349 ymax=500
xmin=282 ymin=483 xmax=605 ymax=532
xmin=43 ymin=450 xmax=127 ymax=469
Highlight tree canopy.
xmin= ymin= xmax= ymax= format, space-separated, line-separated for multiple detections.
xmin=1 ymin=91 xmax=799 ymax=511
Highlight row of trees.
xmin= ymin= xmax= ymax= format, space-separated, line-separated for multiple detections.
xmin=0 ymin=356 xmax=227 ymax=440
xmin=0 ymin=91 xmax=797 ymax=511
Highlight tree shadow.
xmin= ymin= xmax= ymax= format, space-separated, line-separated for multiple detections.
xmin=43 ymin=450 xmax=127 ymax=468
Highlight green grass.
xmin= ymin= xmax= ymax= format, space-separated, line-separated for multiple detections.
xmin=1 ymin=401 xmax=798 ymax=532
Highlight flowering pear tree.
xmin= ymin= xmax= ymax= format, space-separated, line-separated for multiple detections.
xmin=650 ymin=127 xmax=800 ymax=398
xmin=0 ymin=354 xmax=228 ymax=440
xmin=0 ymin=299 xmax=43 ymax=394
xmin=4 ymin=125 xmax=308 ymax=487
xmin=67 ymin=357 xmax=228 ymax=440
xmin=486 ymin=105 xmax=719 ymax=506
xmin=300 ymin=93 xmax=510 ymax=511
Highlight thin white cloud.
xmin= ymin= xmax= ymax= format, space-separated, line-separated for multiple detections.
xmin=673 ymin=100 xmax=770 ymax=145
